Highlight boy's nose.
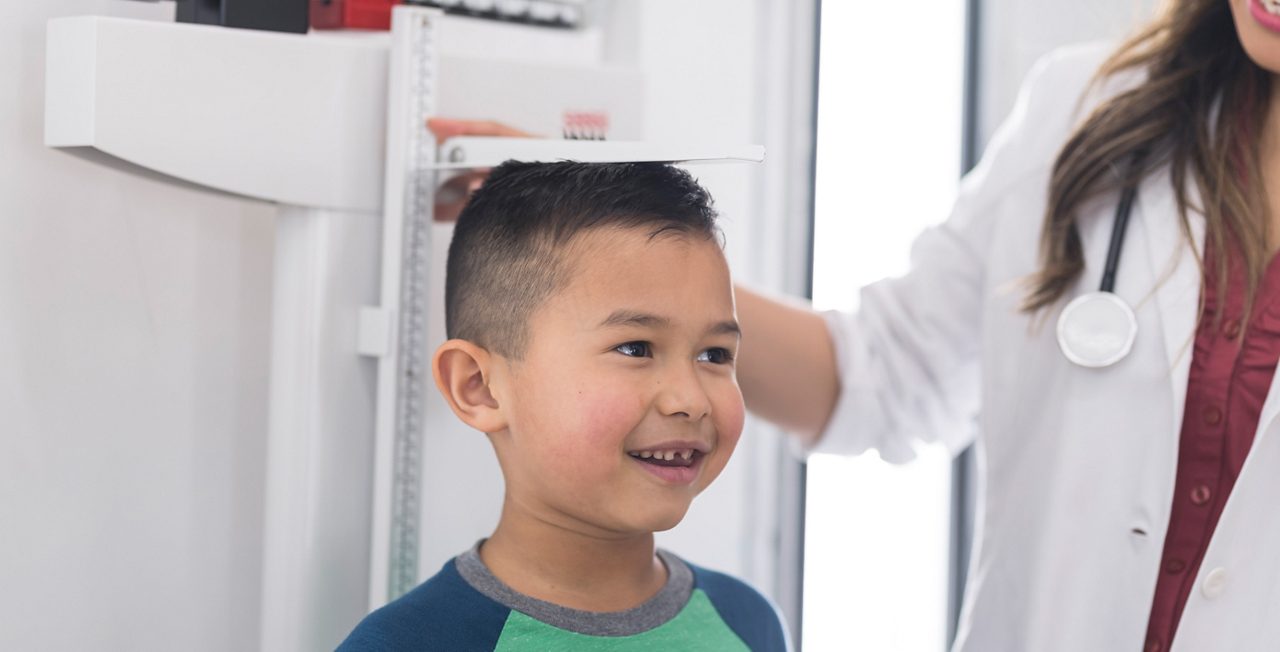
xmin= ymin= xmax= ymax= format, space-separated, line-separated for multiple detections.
xmin=656 ymin=365 xmax=712 ymax=420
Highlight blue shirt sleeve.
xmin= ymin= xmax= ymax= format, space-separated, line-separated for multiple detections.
xmin=690 ymin=564 xmax=792 ymax=652
xmin=336 ymin=559 xmax=512 ymax=652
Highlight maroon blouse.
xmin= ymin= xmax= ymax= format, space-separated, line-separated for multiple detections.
xmin=1141 ymin=245 xmax=1280 ymax=652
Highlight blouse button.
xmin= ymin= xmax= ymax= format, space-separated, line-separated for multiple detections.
xmin=1190 ymin=485 xmax=1213 ymax=506
xmin=1145 ymin=638 xmax=1163 ymax=652
xmin=1165 ymin=558 xmax=1187 ymax=574
xmin=1223 ymin=319 xmax=1242 ymax=339
xmin=1203 ymin=406 xmax=1223 ymax=425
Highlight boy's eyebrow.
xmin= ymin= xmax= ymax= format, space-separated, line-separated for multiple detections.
xmin=710 ymin=320 xmax=743 ymax=337
xmin=599 ymin=310 xmax=742 ymax=337
xmin=599 ymin=310 xmax=669 ymax=329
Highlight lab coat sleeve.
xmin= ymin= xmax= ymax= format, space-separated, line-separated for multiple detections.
xmin=806 ymin=44 xmax=1109 ymax=463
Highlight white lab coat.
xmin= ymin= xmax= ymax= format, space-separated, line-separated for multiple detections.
xmin=813 ymin=43 xmax=1280 ymax=651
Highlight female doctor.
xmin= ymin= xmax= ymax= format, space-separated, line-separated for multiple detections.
xmin=734 ymin=0 xmax=1280 ymax=650
xmin=429 ymin=0 xmax=1280 ymax=649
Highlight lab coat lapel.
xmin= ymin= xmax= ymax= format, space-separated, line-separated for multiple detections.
xmin=1253 ymin=293 xmax=1280 ymax=445
xmin=1135 ymin=166 xmax=1203 ymax=435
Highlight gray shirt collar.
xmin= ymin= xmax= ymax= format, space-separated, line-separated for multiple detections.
xmin=455 ymin=540 xmax=694 ymax=637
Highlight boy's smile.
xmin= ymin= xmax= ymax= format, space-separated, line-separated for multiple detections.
xmin=626 ymin=440 xmax=708 ymax=485
xmin=485 ymin=225 xmax=744 ymax=537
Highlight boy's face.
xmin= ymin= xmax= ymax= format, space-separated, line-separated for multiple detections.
xmin=489 ymin=226 xmax=744 ymax=537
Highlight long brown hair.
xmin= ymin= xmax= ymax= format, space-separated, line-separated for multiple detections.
xmin=1024 ymin=0 xmax=1273 ymax=313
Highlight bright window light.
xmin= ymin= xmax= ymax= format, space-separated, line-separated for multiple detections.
xmin=804 ymin=2 xmax=966 ymax=651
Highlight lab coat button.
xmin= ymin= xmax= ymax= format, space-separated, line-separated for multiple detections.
xmin=1190 ymin=485 xmax=1212 ymax=506
xmin=1202 ymin=567 xmax=1228 ymax=599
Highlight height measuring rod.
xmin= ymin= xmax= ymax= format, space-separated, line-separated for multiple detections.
xmin=367 ymin=4 xmax=440 ymax=606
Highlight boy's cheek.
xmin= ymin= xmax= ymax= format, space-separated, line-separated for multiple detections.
xmin=695 ymin=388 xmax=744 ymax=482
xmin=722 ymin=412 xmax=746 ymax=451
xmin=716 ymin=386 xmax=747 ymax=448
xmin=547 ymin=387 xmax=642 ymax=460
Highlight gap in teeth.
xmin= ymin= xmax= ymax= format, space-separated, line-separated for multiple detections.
xmin=629 ymin=449 xmax=694 ymax=461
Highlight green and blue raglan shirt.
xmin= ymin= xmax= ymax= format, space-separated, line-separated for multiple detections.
xmin=338 ymin=544 xmax=790 ymax=651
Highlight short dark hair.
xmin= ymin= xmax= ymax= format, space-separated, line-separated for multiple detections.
xmin=445 ymin=161 xmax=719 ymax=358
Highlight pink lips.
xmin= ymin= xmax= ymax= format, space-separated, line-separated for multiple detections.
xmin=630 ymin=451 xmax=704 ymax=486
xmin=1250 ymin=0 xmax=1280 ymax=34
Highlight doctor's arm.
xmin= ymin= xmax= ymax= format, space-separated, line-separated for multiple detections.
xmin=735 ymin=286 xmax=839 ymax=447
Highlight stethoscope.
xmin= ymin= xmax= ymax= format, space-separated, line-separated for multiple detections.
xmin=1056 ymin=179 xmax=1140 ymax=368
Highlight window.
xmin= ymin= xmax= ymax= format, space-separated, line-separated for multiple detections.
xmin=803 ymin=2 xmax=967 ymax=650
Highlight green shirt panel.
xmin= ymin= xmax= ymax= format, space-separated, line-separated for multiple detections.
xmin=492 ymin=588 xmax=749 ymax=651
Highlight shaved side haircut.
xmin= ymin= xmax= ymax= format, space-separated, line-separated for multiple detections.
xmin=446 ymin=161 xmax=720 ymax=358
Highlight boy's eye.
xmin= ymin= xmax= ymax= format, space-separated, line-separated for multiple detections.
xmin=697 ymin=347 xmax=734 ymax=364
xmin=615 ymin=342 xmax=651 ymax=358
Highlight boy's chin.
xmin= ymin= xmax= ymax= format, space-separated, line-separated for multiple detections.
xmin=624 ymin=504 xmax=693 ymax=534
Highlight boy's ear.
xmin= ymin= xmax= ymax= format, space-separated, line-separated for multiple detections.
xmin=432 ymin=339 xmax=507 ymax=433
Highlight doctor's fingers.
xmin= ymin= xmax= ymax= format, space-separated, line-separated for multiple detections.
xmin=427 ymin=117 xmax=534 ymax=140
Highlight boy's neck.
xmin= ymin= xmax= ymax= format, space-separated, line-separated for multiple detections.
xmin=479 ymin=504 xmax=668 ymax=613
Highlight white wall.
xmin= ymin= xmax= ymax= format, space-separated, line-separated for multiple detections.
xmin=0 ymin=2 xmax=275 ymax=650
xmin=978 ymin=0 xmax=1159 ymax=147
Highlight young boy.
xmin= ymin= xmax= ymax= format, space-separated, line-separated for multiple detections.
xmin=339 ymin=161 xmax=789 ymax=651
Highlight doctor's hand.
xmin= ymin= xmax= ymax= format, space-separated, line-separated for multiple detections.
xmin=427 ymin=118 xmax=533 ymax=222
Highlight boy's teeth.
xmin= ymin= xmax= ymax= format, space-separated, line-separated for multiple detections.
xmin=1267 ymin=0 xmax=1280 ymax=15
xmin=629 ymin=448 xmax=697 ymax=461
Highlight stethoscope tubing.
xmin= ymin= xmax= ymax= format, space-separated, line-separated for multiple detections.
xmin=1099 ymin=180 xmax=1140 ymax=294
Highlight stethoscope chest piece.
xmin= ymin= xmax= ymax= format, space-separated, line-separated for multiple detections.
xmin=1056 ymin=291 xmax=1137 ymax=368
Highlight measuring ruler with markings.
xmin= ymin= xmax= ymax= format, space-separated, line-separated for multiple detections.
xmin=365 ymin=4 xmax=440 ymax=606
